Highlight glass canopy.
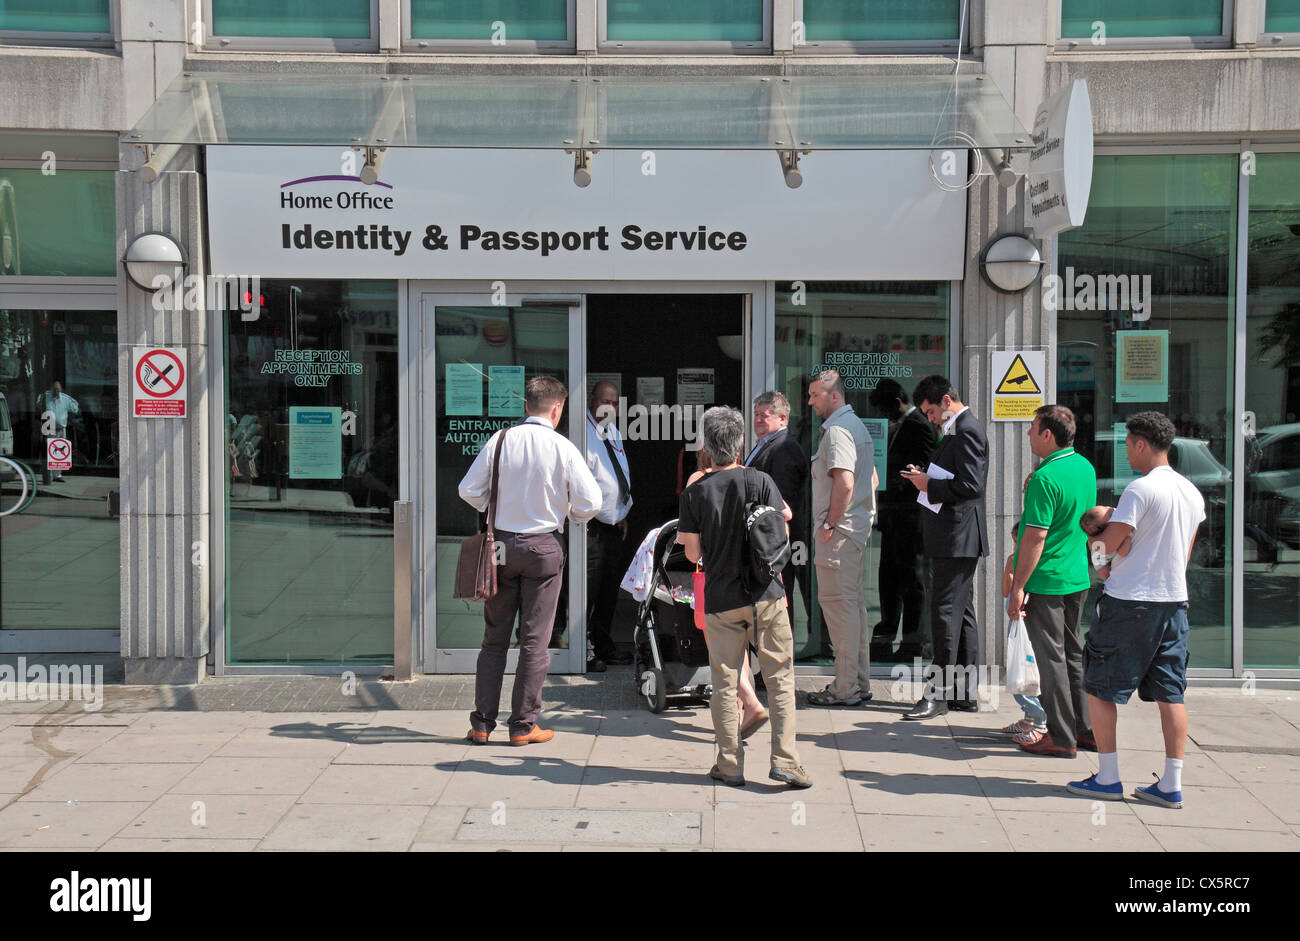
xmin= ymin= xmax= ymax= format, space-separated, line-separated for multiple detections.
xmin=124 ymin=72 xmax=1030 ymax=151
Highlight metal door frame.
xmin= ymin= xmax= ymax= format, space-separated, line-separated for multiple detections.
xmin=411 ymin=280 xmax=765 ymax=674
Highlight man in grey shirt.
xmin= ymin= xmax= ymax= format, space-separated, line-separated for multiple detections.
xmin=806 ymin=369 xmax=877 ymax=706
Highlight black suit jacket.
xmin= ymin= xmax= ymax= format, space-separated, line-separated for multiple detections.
xmin=748 ymin=428 xmax=807 ymax=522
xmin=919 ymin=409 xmax=989 ymax=558
xmin=882 ymin=407 xmax=939 ymax=512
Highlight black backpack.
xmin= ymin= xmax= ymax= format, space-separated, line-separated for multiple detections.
xmin=740 ymin=468 xmax=792 ymax=600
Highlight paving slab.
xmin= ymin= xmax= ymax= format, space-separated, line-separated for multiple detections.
xmin=331 ymin=734 xmax=470 ymax=766
xmin=1126 ymin=785 xmax=1287 ymax=830
xmin=76 ymin=732 xmax=236 ymax=764
xmin=0 ymin=725 xmax=127 ymax=758
xmin=857 ymin=812 xmax=1015 ymax=852
xmin=410 ymin=841 xmax=565 ymax=852
xmin=575 ymin=765 xmax=713 ymax=810
xmin=0 ymin=756 xmax=57 ymax=794
xmin=1237 ymin=782 xmax=1300 ymax=825
xmin=299 ymin=763 xmax=451 ymax=805
xmin=456 ymin=807 xmax=702 ymax=845
xmin=120 ymin=794 xmax=297 ymax=840
xmin=995 ymin=810 xmax=1164 ymax=851
xmin=412 ymin=805 xmax=467 ymax=843
xmin=260 ymin=803 xmax=428 ymax=851
xmin=98 ymin=838 xmax=261 ymax=852
xmin=713 ymin=801 xmax=863 ymax=851
xmin=436 ymin=756 xmax=585 ymax=808
xmin=211 ymin=727 xmax=353 ymax=759
xmin=1202 ymin=750 xmax=1300 ymax=784
xmin=1115 ymin=750 xmax=1240 ymax=788
xmin=19 ymin=762 xmax=194 ymax=802
xmin=1146 ymin=824 xmax=1300 ymax=851
xmin=0 ymin=801 xmax=152 ymax=848
xmin=171 ymin=757 xmax=332 ymax=796
xmin=846 ymin=769 xmax=994 ymax=817
xmin=978 ymin=770 xmax=1139 ymax=815
xmin=1190 ymin=713 xmax=1300 ymax=750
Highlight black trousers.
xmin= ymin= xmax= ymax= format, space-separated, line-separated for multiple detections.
xmin=872 ymin=508 xmax=928 ymax=655
xmin=927 ymin=556 xmax=981 ymax=700
xmin=1023 ymin=588 xmax=1091 ymax=749
xmin=585 ymin=519 xmax=625 ymax=660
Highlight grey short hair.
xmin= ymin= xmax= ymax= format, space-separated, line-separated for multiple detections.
xmin=753 ymin=390 xmax=791 ymax=417
xmin=701 ymin=406 xmax=745 ymax=467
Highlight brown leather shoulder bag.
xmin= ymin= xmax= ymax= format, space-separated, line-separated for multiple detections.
xmin=453 ymin=426 xmax=507 ymax=601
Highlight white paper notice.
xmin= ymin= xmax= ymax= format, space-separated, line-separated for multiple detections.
xmin=916 ymin=463 xmax=955 ymax=514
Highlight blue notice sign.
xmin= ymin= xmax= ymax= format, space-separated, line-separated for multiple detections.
xmin=289 ymin=406 xmax=342 ymax=479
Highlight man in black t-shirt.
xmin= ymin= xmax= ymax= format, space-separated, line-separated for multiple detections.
xmin=678 ymin=406 xmax=811 ymax=789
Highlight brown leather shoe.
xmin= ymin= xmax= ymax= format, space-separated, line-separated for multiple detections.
xmin=1076 ymin=731 xmax=1098 ymax=752
xmin=465 ymin=729 xmax=489 ymax=745
xmin=509 ymin=726 xmax=555 ymax=746
xmin=1018 ymin=733 xmax=1077 ymax=758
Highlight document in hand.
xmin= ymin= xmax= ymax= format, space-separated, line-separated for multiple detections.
xmin=916 ymin=463 xmax=955 ymax=514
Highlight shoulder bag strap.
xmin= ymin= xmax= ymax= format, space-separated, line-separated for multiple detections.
xmin=487 ymin=426 xmax=508 ymax=537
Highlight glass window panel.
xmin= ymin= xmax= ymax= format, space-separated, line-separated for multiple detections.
xmin=411 ymin=0 xmax=567 ymax=40
xmin=1265 ymin=0 xmax=1300 ymax=31
xmin=803 ymin=0 xmax=960 ymax=42
xmin=1244 ymin=152 xmax=1300 ymax=670
xmin=1057 ymin=154 xmax=1237 ymax=669
xmin=433 ymin=304 xmax=569 ymax=651
xmin=0 ymin=0 xmax=110 ymax=33
xmin=0 ymin=310 xmax=120 ymax=630
xmin=775 ymin=282 xmax=951 ymax=664
xmin=212 ymin=0 xmax=371 ymax=39
xmin=0 ymin=169 xmax=115 ymax=277
xmin=224 ymin=280 xmax=397 ymax=665
xmin=1060 ymin=0 xmax=1223 ymax=37
xmin=606 ymin=0 xmax=763 ymax=41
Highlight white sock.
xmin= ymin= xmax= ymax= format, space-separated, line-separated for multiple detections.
xmin=1096 ymin=752 xmax=1120 ymax=786
xmin=1159 ymin=757 xmax=1183 ymax=793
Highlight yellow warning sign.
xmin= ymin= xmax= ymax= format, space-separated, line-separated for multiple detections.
xmin=995 ymin=354 xmax=1042 ymax=395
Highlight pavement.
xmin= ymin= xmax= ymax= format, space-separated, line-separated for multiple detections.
xmin=0 ymin=673 xmax=1298 ymax=852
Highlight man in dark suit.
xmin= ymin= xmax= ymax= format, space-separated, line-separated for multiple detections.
xmin=747 ymin=391 xmax=811 ymax=621
xmin=868 ymin=379 xmax=938 ymax=664
xmin=900 ymin=375 xmax=989 ymax=720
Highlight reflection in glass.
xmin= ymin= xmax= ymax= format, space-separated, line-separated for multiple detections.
xmin=775 ymin=282 xmax=951 ymax=664
xmin=802 ymin=0 xmax=960 ymax=41
xmin=0 ymin=310 xmax=119 ymax=630
xmin=1060 ymin=0 xmax=1223 ymax=38
xmin=224 ymin=280 xmax=397 ymax=664
xmin=1057 ymin=154 xmax=1236 ymax=669
xmin=1244 ymin=153 xmax=1300 ymax=669
xmin=606 ymin=0 xmax=763 ymax=41
xmin=212 ymin=0 xmax=372 ymax=38
xmin=411 ymin=0 xmax=567 ymax=40
xmin=434 ymin=306 xmax=569 ymax=651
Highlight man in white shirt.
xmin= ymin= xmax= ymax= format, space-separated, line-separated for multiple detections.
xmin=459 ymin=376 xmax=602 ymax=747
xmin=584 ymin=380 xmax=634 ymax=669
xmin=1066 ymin=411 xmax=1206 ymax=810
xmin=36 ymin=380 xmax=80 ymax=482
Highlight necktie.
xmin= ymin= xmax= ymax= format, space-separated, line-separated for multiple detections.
xmin=602 ymin=435 xmax=631 ymax=506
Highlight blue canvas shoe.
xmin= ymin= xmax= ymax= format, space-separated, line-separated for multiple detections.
xmin=1133 ymin=774 xmax=1183 ymax=809
xmin=1066 ymin=773 xmax=1125 ymax=801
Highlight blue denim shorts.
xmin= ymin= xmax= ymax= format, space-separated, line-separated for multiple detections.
xmin=1083 ymin=594 xmax=1190 ymax=705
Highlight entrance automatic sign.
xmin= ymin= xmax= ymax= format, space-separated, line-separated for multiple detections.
xmin=132 ymin=347 xmax=188 ymax=417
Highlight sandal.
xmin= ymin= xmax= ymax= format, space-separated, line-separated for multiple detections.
xmin=1000 ymin=718 xmax=1036 ymax=734
xmin=1013 ymin=727 xmax=1046 ymax=746
xmin=740 ymin=709 xmax=769 ymax=740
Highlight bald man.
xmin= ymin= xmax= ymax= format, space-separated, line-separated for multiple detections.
xmin=584 ymin=381 xmax=634 ymax=669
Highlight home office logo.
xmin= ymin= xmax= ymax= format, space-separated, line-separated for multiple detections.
xmin=49 ymin=871 xmax=151 ymax=922
xmin=1041 ymin=268 xmax=1153 ymax=321
xmin=278 ymin=174 xmax=396 ymax=211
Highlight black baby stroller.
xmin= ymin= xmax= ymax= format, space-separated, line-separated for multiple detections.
xmin=630 ymin=520 xmax=713 ymax=713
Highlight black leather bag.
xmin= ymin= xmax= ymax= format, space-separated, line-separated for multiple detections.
xmin=453 ymin=427 xmax=507 ymax=601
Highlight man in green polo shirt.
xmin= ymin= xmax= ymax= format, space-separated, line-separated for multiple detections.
xmin=1007 ymin=405 xmax=1098 ymax=759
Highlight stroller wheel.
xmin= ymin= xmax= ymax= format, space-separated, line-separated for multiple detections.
xmin=640 ymin=667 xmax=667 ymax=714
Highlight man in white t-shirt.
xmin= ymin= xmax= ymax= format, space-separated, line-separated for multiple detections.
xmin=1066 ymin=412 xmax=1206 ymax=810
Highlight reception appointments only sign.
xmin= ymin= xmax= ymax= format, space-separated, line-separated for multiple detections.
xmin=206 ymin=147 xmax=966 ymax=281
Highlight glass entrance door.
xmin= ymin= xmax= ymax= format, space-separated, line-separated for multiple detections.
xmin=420 ymin=294 xmax=585 ymax=673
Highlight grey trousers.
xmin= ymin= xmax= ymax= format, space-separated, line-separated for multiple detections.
xmin=471 ymin=531 xmax=564 ymax=736
xmin=1023 ymin=588 xmax=1092 ymax=749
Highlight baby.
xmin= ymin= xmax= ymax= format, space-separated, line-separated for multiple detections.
xmin=1079 ymin=505 xmax=1131 ymax=568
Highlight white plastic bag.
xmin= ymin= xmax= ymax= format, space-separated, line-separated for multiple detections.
xmin=1005 ymin=618 xmax=1041 ymax=696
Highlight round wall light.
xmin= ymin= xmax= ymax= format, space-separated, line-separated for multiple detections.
xmin=123 ymin=232 xmax=186 ymax=291
xmin=980 ymin=234 xmax=1044 ymax=294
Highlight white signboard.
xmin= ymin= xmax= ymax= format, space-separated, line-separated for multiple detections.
xmin=132 ymin=346 xmax=187 ymax=418
xmin=46 ymin=437 xmax=71 ymax=471
xmin=1026 ymin=79 xmax=1094 ymax=239
xmin=207 ymin=147 xmax=967 ymax=280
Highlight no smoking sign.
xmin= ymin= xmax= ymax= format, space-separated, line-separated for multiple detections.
xmin=133 ymin=347 xmax=187 ymax=417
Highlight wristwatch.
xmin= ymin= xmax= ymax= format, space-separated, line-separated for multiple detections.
xmin=822 ymin=521 xmax=835 ymax=531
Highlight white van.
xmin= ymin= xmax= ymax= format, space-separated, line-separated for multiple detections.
xmin=0 ymin=392 xmax=11 ymax=456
